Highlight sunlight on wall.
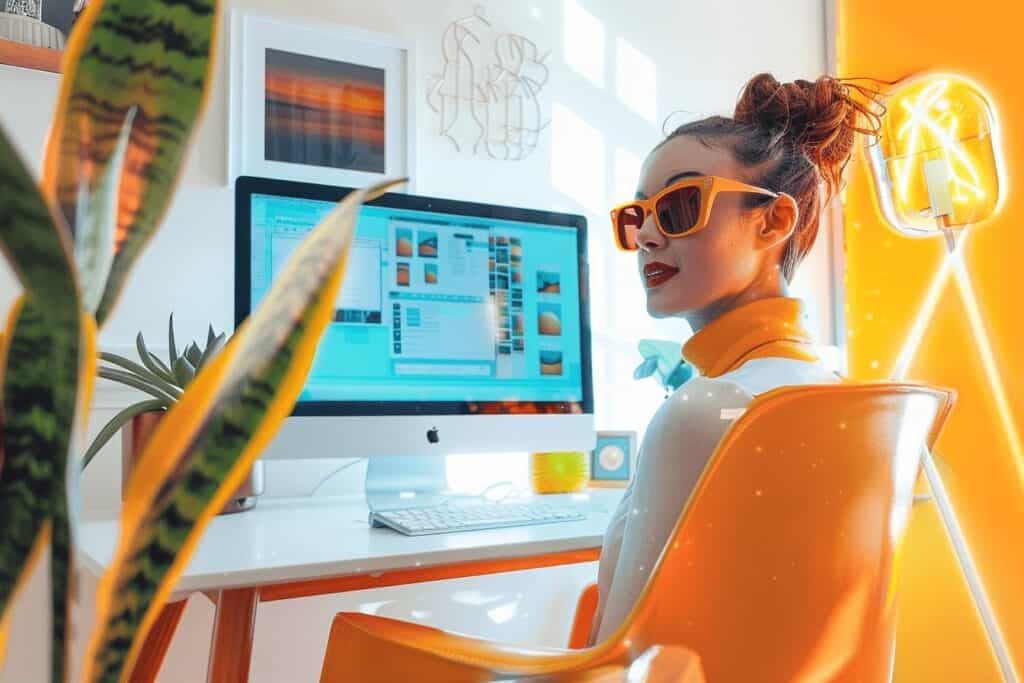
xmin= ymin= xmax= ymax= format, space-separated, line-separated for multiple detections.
xmin=788 ymin=254 xmax=824 ymax=341
xmin=551 ymin=102 xmax=607 ymax=213
xmin=613 ymin=146 xmax=643 ymax=202
xmin=563 ymin=0 xmax=606 ymax=88
xmin=615 ymin=37 xmax=658 ymax=124
xmin=591 ymin=334 xmax=668 ymax=440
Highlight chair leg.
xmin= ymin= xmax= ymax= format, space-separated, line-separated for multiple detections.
xmin=207 ymin=588 xmax=259 ymax=683
xmin=126 ymin=599 xmax=188 ymax=683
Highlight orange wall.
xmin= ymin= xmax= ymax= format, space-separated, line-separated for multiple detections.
xmin=838 ymin=1 xmax=1024 ymax=681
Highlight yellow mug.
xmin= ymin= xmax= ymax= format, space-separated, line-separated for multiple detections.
xmin=530 ymin=451 xmax=589 ymax=494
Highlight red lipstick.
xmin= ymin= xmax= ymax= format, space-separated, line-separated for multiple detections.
xmin=643 ymin=261 xmax=679 ymax=288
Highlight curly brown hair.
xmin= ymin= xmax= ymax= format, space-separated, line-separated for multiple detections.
xmin=665 ymin=73 xmax=883 ymax=281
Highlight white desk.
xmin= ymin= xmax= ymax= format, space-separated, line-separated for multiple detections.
xmin=78 ymin=489 xmax=623 ymax=683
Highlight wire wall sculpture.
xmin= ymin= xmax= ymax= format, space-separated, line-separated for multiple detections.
xmin=427 ymin=6 xmax=550 ymax=161
xmin=3 ymin=1 xmax=41 ymax=19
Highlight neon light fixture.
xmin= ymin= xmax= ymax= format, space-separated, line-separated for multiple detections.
xmin=865 ymin=72 xmax=1018 ymax=683
xmin=867 ymin=73 xmax=1003 ymax=236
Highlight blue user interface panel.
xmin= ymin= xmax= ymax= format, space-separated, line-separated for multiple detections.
xmin=249 ymin=194 xmax=584 ymax=404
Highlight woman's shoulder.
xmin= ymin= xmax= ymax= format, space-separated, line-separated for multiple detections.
xmin=650 ymin=375 xmax=756 ymax=436
xmin=651 ymin=356 xmax=838 ymax=437
xmin=716 ymin=357 xmax=841 ymax=396
xmin=637 ymin=375 xmax=754 ymax=468
xmin=668 ymin=374 xmax=755 ymax=408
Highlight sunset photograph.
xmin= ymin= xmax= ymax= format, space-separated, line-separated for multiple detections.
xmin=264 ymin=48 xmax=386 ymax=172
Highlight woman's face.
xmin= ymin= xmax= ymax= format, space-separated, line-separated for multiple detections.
xmin=633 ymin=135 xmax=783 ymax=325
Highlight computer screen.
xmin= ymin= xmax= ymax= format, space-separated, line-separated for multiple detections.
xmin=236 ymin=177 xmax=592 ymax=417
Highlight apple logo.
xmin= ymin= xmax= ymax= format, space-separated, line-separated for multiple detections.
xmin=426 ymin=427 xmax=440 ymax=444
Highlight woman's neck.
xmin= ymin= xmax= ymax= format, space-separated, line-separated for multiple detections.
xmin=685 ymin=270 xmax=789 ymax=333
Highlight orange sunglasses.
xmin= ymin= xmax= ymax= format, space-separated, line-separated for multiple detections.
xmin=610 ymin=175 xmax=780 ymax=251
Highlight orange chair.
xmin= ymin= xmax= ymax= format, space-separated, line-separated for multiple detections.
xmin=528 ymin=646 xmax=706 ymax=682
xmin=568 ymin=582 xmax=601 ymax=649
xmin=320 ymin=383 xmax=955 ymax=683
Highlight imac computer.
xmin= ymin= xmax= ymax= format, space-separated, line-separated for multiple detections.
xmin=235 ymin=177 xmax=595 ymax=519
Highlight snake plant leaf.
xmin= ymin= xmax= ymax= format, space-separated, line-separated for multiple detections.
xmin=168 ymin=314 xmax=178 ymax=366
xmin=0 ymin=121 xmax=83 ymax=682
xmin=82 ymin=179 xmax=403 ymax=683
xmin=0 ymin=124 xmax=77 ymax=308
xmin=41 ymin=0 xmax=220 ymax=326
xmin=0 ymin=297 xmax=82 ymax=683
xmin=75 ymin=107 xmax=135 ymax=314
xmin=82 ymin=400 xmax=166 ymax=470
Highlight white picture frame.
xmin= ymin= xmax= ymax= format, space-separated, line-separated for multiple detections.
xmin=228 ymin=11 xmax=414 ymax=190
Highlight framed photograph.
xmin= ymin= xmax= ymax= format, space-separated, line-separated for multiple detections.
xmin=0 ymin=1 xmax=87 ymax=73
xmin=589 ymin=431 xmax=638 ymax=488
xmin=229 ymin=11 xmax=413 ymax=189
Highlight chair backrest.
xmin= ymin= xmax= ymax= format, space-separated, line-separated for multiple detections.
xmin=598 ymin=382 xmax=955 ymax=683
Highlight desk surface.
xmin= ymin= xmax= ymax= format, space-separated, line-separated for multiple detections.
xmin=78 ymin=489 xmax=623 ymax=595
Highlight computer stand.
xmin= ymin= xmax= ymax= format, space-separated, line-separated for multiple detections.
xmin=365 ymin=455 xmax=449 ymax=525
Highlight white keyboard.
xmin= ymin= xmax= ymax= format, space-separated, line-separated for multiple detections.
xmin=370 ymin=501 xmax=587 ymax=536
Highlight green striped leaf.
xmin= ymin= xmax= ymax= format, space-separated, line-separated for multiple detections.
xmin=83 ymin=180 xmax=402 ymax=683
xmin=43 ymin=0 xmax=219 ymax=325
xmin=0 ymin=123 xmax=83 ymax=683
xmin=0 ymin=297 xmax=81 ymax=683
xmin=0 ymin=125 xmax=77 ymax=308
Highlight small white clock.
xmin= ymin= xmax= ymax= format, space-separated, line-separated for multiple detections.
xmin=598 ymin=443 xmax=625 ymax=471
xmin=589 ymin=431 xmax=637 ymax=488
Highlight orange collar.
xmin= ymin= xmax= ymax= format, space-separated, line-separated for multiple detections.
xmin=682 ymin=297 xmax=819 ymax=378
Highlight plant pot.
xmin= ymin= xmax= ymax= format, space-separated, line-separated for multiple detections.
xmin=0 ymin=12 xmax=67 ymax=49
xmin=121 ymin=410 xmax=264 ymax=514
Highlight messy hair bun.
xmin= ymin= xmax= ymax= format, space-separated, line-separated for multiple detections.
xmin=734 ymin=73 xmax=880 ymax=199
xmin=666 ymin=73 xmax=881 ymax=281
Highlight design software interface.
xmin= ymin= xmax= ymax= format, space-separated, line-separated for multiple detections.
xmin=249 ymin=195 xmax=585 ymax=405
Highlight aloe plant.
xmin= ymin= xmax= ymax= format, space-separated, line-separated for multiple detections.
xmin=81 ymin=315 xmax=227 ymax=469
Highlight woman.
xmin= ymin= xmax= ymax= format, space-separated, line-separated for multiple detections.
xmin=589 ymin=73 xmax=880 ymax=644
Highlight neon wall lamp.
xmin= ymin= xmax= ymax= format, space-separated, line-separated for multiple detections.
xmin=864 ymin=71 xmax=1018 ymax=683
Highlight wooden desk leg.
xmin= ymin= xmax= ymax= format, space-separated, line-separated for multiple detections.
xmin=126 ymin=599 xmax=188 ymax=683
xmin=207 ymin=588 xmax=259 ymax=683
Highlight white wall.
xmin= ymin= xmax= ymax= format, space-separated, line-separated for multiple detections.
xmin=0 ymin=1 xmax=827 ymax=681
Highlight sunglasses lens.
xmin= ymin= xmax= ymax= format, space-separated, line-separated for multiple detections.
xmin=614 ymin=205 xmax=643 ymax=250
xmin=655 ymin=186 xmax=702 ymax=235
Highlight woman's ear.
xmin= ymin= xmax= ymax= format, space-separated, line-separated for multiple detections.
xmin=757 ymin=193 xmax=799 ymax=249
